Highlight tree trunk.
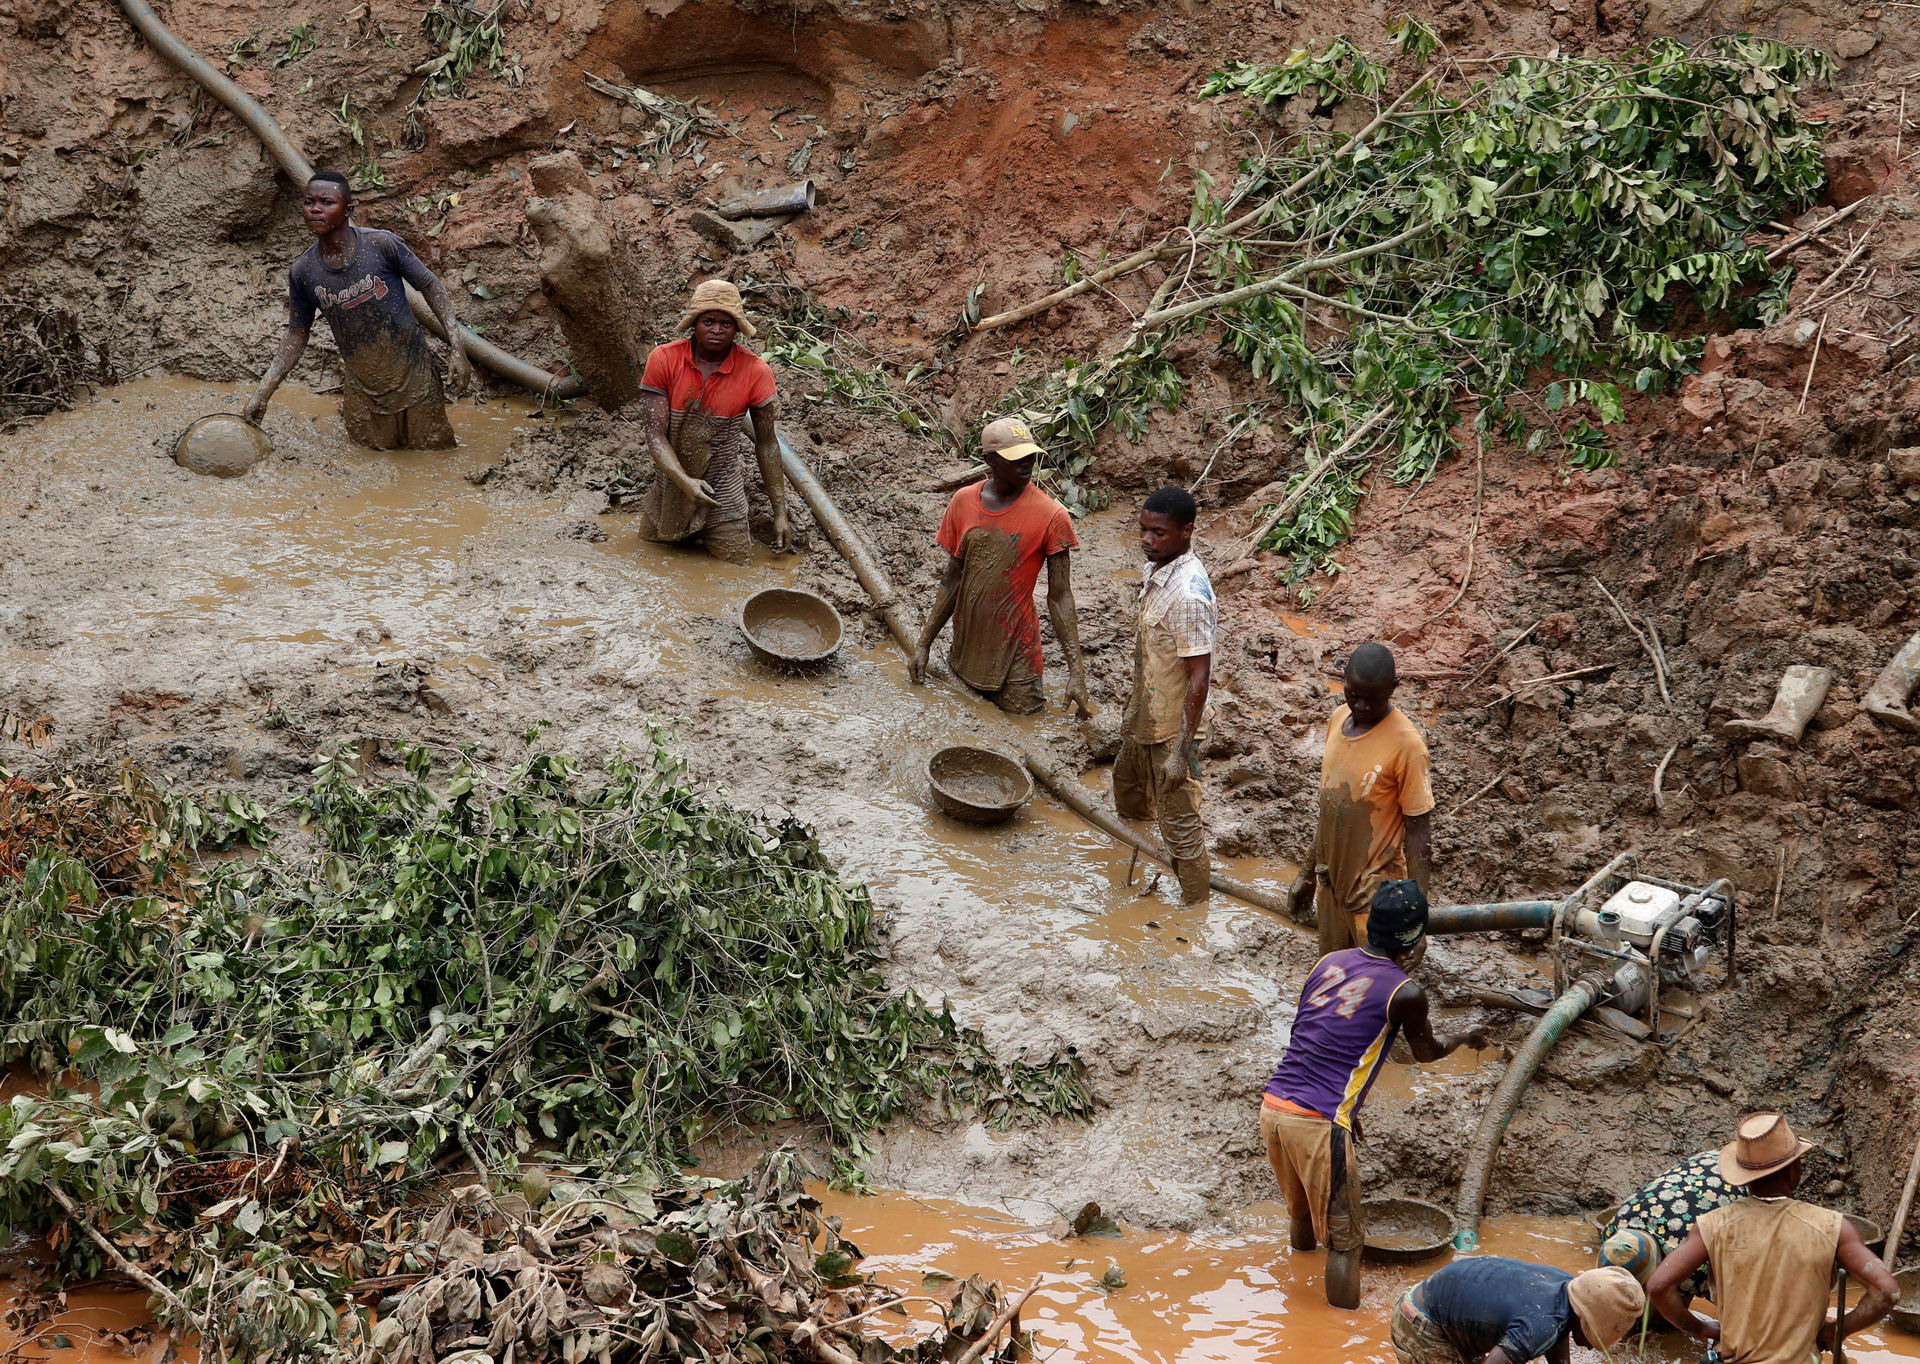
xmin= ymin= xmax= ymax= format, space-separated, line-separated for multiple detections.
xmin=524 ymin=151 xmax=649 ymax=411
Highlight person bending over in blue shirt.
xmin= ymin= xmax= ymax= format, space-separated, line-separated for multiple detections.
xmin=1390 ymin=1256 xmax=1643 ymax=1364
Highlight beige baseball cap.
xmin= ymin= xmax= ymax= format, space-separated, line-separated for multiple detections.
xmin=981 ymin=417 xmax=1044 ymax=462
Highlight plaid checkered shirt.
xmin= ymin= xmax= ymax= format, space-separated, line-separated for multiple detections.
xmin=1139 ymin=550 xmax=1216 ymax=657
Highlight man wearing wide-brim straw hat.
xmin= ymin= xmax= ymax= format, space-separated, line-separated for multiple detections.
xmin=635 ymin=279 xmax=790 ymax=564
xmin=1649 ymin=1112 xmax=1897 ymax=1364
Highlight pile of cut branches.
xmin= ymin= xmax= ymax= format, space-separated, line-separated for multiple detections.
xmin=980 ymin=27 xmax=1832 ymax=566
xmin=0 ymin=736 xmax=1082 ymax=1360
xmin=0 ymin=295 xmax=107 ymax=429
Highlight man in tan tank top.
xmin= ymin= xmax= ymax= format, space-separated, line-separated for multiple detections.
xmin=1648 ymin=1113 xmax=1896 ymax=1364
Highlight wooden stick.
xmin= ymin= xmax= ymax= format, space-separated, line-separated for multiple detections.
xmin=1885 ymin=1122 xmax=1920 ymax=1273
xmin=1835 ymin=1265 xmax=1848 ymax=1364
xmin=1466 ymin=621 xmax=1541 ymax=685
xmin=1765 ymin=198 xmax=1869 ymax=264
xmin=1490 ymin=662 xmax=1617 ymax=703
xmin=1458 ymin=766 xmax=1513 ymax=812
xmin=1643 ymin=614 xmax=1672 ymax=701
xmin=1799 ymin=314 xmax=1827 ymax=414
xmin=1396 ymin=429 xmax=1485 ymax=642
xmin=1653 ymin=742 xmax=1679 ymax=814
xmin=1591 ymin=577 xmax=1670 ymax=706
xmin=952 ymin=1281 xmax=1045 ymax=1364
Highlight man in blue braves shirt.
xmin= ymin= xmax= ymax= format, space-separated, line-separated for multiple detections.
xmin=247 ymin=170 xmax=471 ymax=449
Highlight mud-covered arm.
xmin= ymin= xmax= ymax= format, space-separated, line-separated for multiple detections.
xmin=751 ymin=400 xmax=790 ymax=551
xmin=1389 ymin=980 xmax=1487 ymax=1063
xmin=910 ymin=554 xmax=964 ymax=684
xmin=245 ymin=325 xmax=310 ymax=422
xmin=418 ymin=274 xmax=472 ymax=397
xmin=1165 ymin=653 xmax=1211 ymax=782
xmin=644 ymin=391 xmax=718 ymax=507
xmin=1405 ymin=811 xmax=1434 ymax=887
xmin=1648 ymin=1228 xmax=1718 ymax=1343
xmin=1827 ymin=1219 xmax=1898 ymax=1347
xmin=1045 ymin=550 xmax=1091 ymax=719
xmin=390 ymin=234 xmax=470 ymax=398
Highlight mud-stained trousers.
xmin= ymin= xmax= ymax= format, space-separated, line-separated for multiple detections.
xmin=1390 ymin=1287 xmax=1469 ymax=1364
xmin=1261 ymin=1103 xmax=1363 ymax=1252
xmin=1113 ymin=737 xmax=1210 ymax=902
xmin=344 ymin=383 xmax=456 ymax=451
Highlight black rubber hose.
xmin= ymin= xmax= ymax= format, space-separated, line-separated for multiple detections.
xmin=114 ymin=0 xmax=584 ymax=401
xmin=1426 ymin=901 xmax=1557 ymax=935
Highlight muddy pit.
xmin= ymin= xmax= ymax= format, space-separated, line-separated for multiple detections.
xmin=8 ymin=0 xmax=1920 ymax=1351
xmin=5 ymin=378 xmax=1920 ymax=1361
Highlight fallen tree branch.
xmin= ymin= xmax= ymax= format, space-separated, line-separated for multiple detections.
xmin=47 ymin=1185 xmax=200 ymax=1328
xmin=951 ymin=1280 xmax=1045 ymax=1364
xmin=1219 ymin=407 xmax=1392 ymax=577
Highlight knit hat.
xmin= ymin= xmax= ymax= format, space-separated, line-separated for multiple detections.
xmin=1568 ymin=1266 xmax=1645 ymax=1350
xmin=1598 ymin=1226 xmax=1660 ymax=1284
xmin=677 ymin=279 xmax=756 ymax=338
xmin=1367 ymin=878 xmax=1429 ymax=953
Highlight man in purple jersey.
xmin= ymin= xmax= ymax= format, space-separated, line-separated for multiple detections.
xmin=1261 ymin=879 xmax=1486 ymax=1308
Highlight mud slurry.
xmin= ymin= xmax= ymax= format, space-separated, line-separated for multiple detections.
xmin=0 ymin=378 xmax=1360 ymax=1229
xmin=820 ymin=1186 xmax=1918 ymax=1364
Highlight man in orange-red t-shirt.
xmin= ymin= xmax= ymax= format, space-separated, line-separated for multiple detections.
xmin=635 ymin=279 xmax=786 ymax=564
xmin=909 ymin=417 xmax=1090 ymax=717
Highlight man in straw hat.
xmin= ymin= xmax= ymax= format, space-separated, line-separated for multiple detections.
xmin=1391 ymin=1257 xmax=1644 ymax=1364
xmin=1648 ymin=1112 xmax=1896 ymax=1363
xmin=636 ymin=279 xmax=788 ymax=564
xmin=909 ymin=416 xmax=1090 ymax=718
xmin=1262 ymin=880 xmax=1485 ymax=1309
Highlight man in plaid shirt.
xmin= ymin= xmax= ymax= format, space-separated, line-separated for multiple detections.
xmin=1115 ymin=486 xmax=1216 ymax=902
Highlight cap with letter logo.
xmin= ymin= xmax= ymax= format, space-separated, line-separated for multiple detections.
xmin=981 ymin=417 xmax=1044 ymax=462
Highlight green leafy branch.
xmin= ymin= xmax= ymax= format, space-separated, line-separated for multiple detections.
xmin=975 ymin=28 xmax=1832 ymax=574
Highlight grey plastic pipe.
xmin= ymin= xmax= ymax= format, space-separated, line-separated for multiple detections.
xmin=114 ymin=0 xmax=583 ymax=401
xmin=1452 ymin=972 xmax=1605 ymax=1250
xmin=776 ymin=432 xmax=920 ymax=655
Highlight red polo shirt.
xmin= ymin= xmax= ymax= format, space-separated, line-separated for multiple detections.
xmin=639 ymin=339 xmax=776 ymax=417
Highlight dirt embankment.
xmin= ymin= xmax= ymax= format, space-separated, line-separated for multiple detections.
xmin=5 ymin=0 xmax=1920 ymax=1240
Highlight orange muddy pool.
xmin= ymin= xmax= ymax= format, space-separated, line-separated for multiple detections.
xmin=815 ymin=1186 xmax=1920 ymax=1364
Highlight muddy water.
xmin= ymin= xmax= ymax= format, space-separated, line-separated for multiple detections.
xmin=819 ymin=1186 xmax=1920 ymax=1364
xmin=24 ymin=379 xmax=1909 ymax=1361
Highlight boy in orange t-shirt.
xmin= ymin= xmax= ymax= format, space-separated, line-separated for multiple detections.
xmin=910 ymin=418 xmax=1090 ymax=717
xmin=1289 ymin=642 xmax=1435 ymax=954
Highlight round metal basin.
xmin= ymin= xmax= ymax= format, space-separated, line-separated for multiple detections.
xmin=1361 ymin=1197 xmax=1455 ymax=1265
xmin=174 ymin=413 xmax=271 ymax=477
xmin=741 ymin=588 xmax=842 ymax=670
xmin=927 ymin=745 xmax=1032 ymax=825
xmin=1891 ymin=1265 xmax=1920 ymax=1336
